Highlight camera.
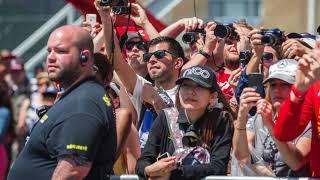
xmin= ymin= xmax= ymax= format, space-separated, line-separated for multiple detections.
xmin=112 ymin=6 xmax=129 ymax=15
xmin=100 ymin=0 xmax=126 ymax=6
xmin=239 ymin=50 xmax=252 ymax=68
xmin=260 ymin=28 xmax=285 ymax=46
xmin=214 ymin=24 xmax=239 ymax=41
xmin=182 ymin=28 xmax=205 ymax=44
xmin=182 ymin=125 xmax=200 ymax=147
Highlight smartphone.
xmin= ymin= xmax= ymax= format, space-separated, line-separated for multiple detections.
xmin=247 ymin=73 xmax=265 ymax=98
xmin=86 ymin=14 xmax=97 ymax=28
xmin=157 ymin=152 xmax=170 ymax=161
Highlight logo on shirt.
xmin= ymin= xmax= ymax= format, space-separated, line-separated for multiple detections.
xmin=66 ymin=144 xmax=88 ymax=151
xmin=39 ymin=114 xmax=49 ymax=123
xmin=102 ymin=95 xmax=111 ymax=107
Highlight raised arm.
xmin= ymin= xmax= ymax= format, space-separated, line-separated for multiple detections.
xmin=95 ymin=0 xmax=138 ymax=94
xmin=130 ymin=3 xmax=160 ymax=39
xmin=245 ymin=28 xmax=264 ymax=74
xmin=160 ymin=17 xmax=204 ymax=38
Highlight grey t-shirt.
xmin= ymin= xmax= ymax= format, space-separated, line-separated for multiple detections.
xmin=246 ymin=114 xmax=311 ymax=177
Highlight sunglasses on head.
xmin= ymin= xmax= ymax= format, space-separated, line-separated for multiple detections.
xmin=125 ymin=41 xmax=145 ymax=51
xmin=143 ymin=49 xmax=177 ymax=62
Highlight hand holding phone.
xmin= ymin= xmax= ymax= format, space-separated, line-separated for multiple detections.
xmin=157 ymin=152 xmax=170 ymax=161
xmin=86 ymin=14 xmax=97 ymax=28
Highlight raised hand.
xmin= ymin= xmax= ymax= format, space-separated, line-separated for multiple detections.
xmin=281 ymin=38 xmax=312 ymax=59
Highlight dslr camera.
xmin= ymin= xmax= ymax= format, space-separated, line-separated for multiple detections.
xmin=100 ymin=0 xmax=129 ymax=15
xmin=260 ymin=28 xmax=285 ymax=46
xmin=182 ymin=28 xmax=205 ymax=44
xmin=214 ymin=24 xmax=239 ymax=41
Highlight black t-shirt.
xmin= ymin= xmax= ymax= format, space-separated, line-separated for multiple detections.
xmin=8 ymin=77 xmax=117 ymax=180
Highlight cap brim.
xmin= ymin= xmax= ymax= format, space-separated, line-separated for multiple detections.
xmin=263 ymin=73 xmax=295 ymax=84
xmin=176 ymin=77 xmax=211 ymax=88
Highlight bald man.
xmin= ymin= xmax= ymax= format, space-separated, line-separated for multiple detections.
xmin=8 ymin=26 xmax=117 ymax=180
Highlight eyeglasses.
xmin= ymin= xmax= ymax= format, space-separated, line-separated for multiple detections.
xmin=125 ymin=41 xmax=145 ymax=51
xmin=143 ymin=49 xmax=177 ymax=62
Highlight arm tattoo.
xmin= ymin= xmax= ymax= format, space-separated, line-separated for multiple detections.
xmin=52 ymin=155 xmax=92 ymax=180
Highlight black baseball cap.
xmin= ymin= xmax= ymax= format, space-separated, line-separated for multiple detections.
xmin=176 ymin=65 xmax=218 ymax=91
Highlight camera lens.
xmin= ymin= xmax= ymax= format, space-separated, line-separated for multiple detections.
xmin=261 ymin=34 xmax=276 ymax=46
xmin=182 ymin=32 xmax=196 ymax=44
xmin=100 ymin=0 xmax=112 ymax=6
xmin=214 ymin=25 xmax=229 ymax=39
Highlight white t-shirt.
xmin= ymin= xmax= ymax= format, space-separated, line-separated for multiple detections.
xmin=127 ymin=75 xmax=178 ymax=122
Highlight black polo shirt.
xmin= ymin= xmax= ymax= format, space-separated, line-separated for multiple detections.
xmin=8 ymin=77 xmax=117 ymax=180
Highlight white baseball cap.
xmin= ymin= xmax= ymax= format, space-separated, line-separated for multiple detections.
xmin=263 ymin=59 xmax=298 ymax=84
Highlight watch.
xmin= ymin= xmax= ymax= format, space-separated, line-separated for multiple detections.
xmin=291 ymin=85 xmax=307 ymax=101
xmin=199 ymin=49 xmax=211 ymax=59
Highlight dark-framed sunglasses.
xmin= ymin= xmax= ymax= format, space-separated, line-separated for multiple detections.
xmin=261 ymin=52 xmax=274 ymax=62
xmin=143 ymin=49 xmax=177 ymax=62
xmin=125 ymin=41 xmax=146 ymax=51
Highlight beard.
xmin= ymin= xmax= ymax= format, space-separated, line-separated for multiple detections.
xmin=224 ymin=55 xmax=240 ymax=70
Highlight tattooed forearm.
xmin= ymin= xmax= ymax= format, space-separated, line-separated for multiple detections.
xmin=52 ymin=155 xmax=92 ymax=180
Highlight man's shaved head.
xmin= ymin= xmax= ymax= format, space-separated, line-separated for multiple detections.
xmin=50 ymin=26 xmax=94 ymax=58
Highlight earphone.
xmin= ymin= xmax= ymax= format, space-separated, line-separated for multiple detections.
xmin=79 ymin=51 xmax=88 ymax=63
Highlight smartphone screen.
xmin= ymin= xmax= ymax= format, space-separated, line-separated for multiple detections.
xmin=86 ymin=14 xmax=97 ymax=28
xmin=247 ymin=73 xmax=265 ymax=98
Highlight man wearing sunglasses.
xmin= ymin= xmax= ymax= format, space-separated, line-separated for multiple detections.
xmin=98 ymin=4 xmax=185 ymax=149
xmin=125 ymin=32 xmax=149 ymax=78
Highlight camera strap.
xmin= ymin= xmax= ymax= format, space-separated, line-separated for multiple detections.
xmin=163 ymin=107 xmax=184 ymax=150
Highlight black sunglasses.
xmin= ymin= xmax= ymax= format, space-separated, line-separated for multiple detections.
xmin=143 ymin=49 xmax=177 ymax=62
xmin=125 ymin=41 xmax=145 ymax=51
xmin=261 ymin=52 xmax=274 ymax=62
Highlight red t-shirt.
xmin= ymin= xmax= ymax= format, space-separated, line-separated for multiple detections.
xmin=274 ymin=81 xmax=320 ymax=177
xmin=216 ymin=69 xmax=233 ymax=100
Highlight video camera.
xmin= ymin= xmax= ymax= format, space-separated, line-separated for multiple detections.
xmin=100 ymin=0 xmax=129 ymax=15
xmin=260 ymin=28 xmax=285 ymax=46
xmin=214 ymin=24 xmax=239 ymax=41
xmin=182 ymin=28 xmax=205 ymax=44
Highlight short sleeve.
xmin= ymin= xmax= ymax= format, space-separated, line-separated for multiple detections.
xmin=46 ymin=113 xmax=104 ymax=161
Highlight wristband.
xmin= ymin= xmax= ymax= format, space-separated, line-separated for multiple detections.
xmin=199 ymin=49 xmax=211 ymax=59
xmin=291 ymin=85 xmax=307 ymax=101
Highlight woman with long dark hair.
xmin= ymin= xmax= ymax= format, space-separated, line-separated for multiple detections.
xmin=136 ymin=65 xmax=234 ymax=180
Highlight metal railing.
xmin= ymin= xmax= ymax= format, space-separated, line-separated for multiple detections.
xmin=11 ymin=3 xmax=82 ymax=72
xmin=109 ymin=175 xmax=319 ymax=180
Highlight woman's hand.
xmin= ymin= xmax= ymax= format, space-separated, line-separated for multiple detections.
xmin=256 ymin=99 xmax=274 ymax=131
xmin=144 ymin=156 xmax=177 ymax=178
xmin=238 ymin=87 xmax=261 ymax=116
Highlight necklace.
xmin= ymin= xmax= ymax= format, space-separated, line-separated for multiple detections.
xmin=184 ymin=108 xmax=192 ymax=124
